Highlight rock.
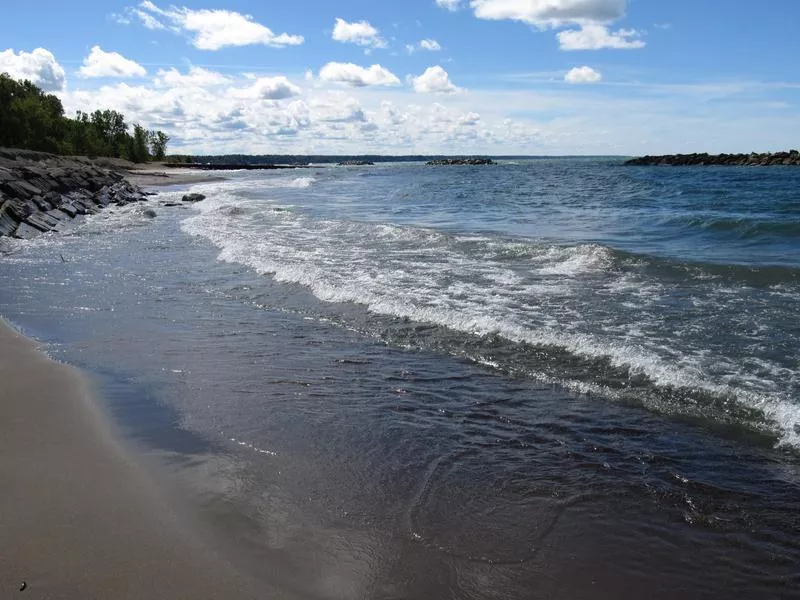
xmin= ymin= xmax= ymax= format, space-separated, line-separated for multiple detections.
xmin=625 ymin=151 xmax=800 ymax=167
xmin=1 ymin=179 xmax=41 ymax=199
xmin=59 ymin=203 xmax=78 ymax=218
xmin=182 ymin=193 xmax=206 ymax=203
xmin=25 ymin=212 xmax=60 ymax=232
xmin=0 ymin=203 xmax=18 ymax=237
xmin=12 ymin=222 xmax=41 ymax=239
xmin=0 ymin=148 xmax=147 ymax=237
xmin=142 ymin=209 xmax=157 ymax=218
xmin=426 ymin=158 xmax=496 ymax=166
xmin=338 ymin=160 xmax=374 ymax=166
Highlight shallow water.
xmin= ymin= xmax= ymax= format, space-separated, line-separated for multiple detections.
xmin=1 ymin=159 xmax=799 ymax=599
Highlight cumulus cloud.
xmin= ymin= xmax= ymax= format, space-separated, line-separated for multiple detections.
xmin=470 ymin=0 xmax=626 ymax=28
xmin=436 ymin=0 xmax=464 ymax=10
xmin=412 ymin=66 xmax=460 ymax=94
xmin=319 ymin=62 xmax=400 ymax=87
xmin=229 ymin=76 xmax=302 ymax=100
xmin=332 ymin=18 xmax=387 ymax=48
xmin=420 ymin=39 xmax=443 ymax=51
xmin=557 ymin=24 xmax=644 ymax=49
xmin=311 ymin=93 xmax=367 ymax=123
xmin=564 ymin=65 xmax=602 ymax=83
xmin=154 ymin=66 xmax=231 ymax=88
xmin=0 ymin=47 xmax=66 ymax=91
xmin=133 ymin=1 xmax=304 ymax=50
xmin=78 ymin=46 xmax=147 ymax=79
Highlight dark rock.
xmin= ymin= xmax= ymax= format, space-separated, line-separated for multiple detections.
xmin=59 ymin=203 xmax=78 ymax=218
xmin=5 ymin=198 xmax=35 ymax=221
xmin=25 ymin=212 xmax=60 ymax=232
xmin=13 ymin=222 xmax=41 ymax=239
xmin=338 ymin=160 xmax=374 ymax=166
xmin=31 ymin=195 xmax=53 ymax=212
xmin=0 ymin=148 xmax=147 ymax=237
xmin=182 ymin=193 xmax=206 ymax=203
xmin=2 ymin=179 xmax=41 ymax=199
xmin=0 ymin=204 xmax=18 ymax=237
xmin=426 ymin=158 xmax=496 ymax=166
xmin=142 ymin=208 xmax=157 ymax=218
xmin=625 ymin=151 xmax=800 ymax=167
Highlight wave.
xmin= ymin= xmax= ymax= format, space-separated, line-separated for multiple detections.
xmin=179 ymin=181 xmax=800 ymax=448
xmin=665 ymin=213 xmax=800 ymax=239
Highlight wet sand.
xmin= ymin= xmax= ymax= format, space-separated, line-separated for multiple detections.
xmin=0 ymin=319 xmax=266 ymax=599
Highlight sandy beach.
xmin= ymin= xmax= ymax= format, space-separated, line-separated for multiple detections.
xmin=0 ymin=319 xmax=264 ymax=599
xmin=124 ymin=166 xmax=227 ymax=188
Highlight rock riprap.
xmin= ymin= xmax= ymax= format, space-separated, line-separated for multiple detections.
xmin=0 ymin=148 xmax=146 ymax=238
xmin=426 ymin=158 xmax=496 ymax=166
xmin=625 ymin=150 xmax=800 ymax=167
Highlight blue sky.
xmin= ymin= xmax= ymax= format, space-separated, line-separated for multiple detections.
xmin=2 ymin=0 xmax=799 ymax=155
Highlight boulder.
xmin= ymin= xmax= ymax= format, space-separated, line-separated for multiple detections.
xmin=12 ymin=222 xmax=41 ymax=239
xmin=25 ymin=212 xmax=60 ymax=233
xmin=182 ymin=193 xmax=206 ymax=203
xmin=0 ymin=204 xmax=18 ymax=237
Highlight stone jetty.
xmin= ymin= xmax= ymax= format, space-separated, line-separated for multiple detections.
xmin=426 ymin=158 xmax=496 ymax=166
xmin=0 ymin=148 xmax=146 ymax=239
xmin=625 ymin=150 xmax=800 ymax=167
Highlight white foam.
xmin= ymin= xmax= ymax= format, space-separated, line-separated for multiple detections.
xmin=179 ymin=181 xmax=800 ymax=448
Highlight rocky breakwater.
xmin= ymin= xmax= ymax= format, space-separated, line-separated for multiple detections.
xmin=0 ymin=148 xmax=146 ymax=239
xmin=625 ymin=150 xmax=800 ymax=167
xmin=427 ymin=158 xmax=496 ymax=166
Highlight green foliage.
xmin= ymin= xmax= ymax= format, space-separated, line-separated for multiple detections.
xmin=0 ymin=73 xmax=170 ymax=163
xmin=149 ymin=130 xmax=170 ymax=161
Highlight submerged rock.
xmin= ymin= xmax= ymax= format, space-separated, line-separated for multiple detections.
xmin=181 ymin=193 xmax=206 ymax=203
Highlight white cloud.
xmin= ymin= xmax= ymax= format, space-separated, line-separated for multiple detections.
xmin=564 ymin=65 xmax=602 ymax=83
xmin=406 ymin=39 xmax=442 ymax=53
xmin=420 ymin=39 xmax=442 ymax=51
xmin=229 ymin=76 xmax=302 ymax=100
xmin=332 ymin=18 xmax=387 ymax=48
xmin=154 ymin=66 xmax=231 ymax=88
xmin=558 ymin=25 xmax=644 ymax=49
xmin=131 ymin=7 xmax=166 ymax=30
xmin=78 ymin=46 xmax=147 ymax=79
xmin=470 ymin=0 xmax=627 ymax=28
xmin=436 ymin=0 xmax=464 ymax=10
xmin=310 ymin=93 xmax=367 ymax=123
xmin=135 ymin=1 xmax=304 ymax=50
xmin=0 ymin=47 xmax=66 ymax=91
xmin=319 ymin=62 xmax=400 ymax=87
xmin=412 ymin=66 xmax=460 ymax=94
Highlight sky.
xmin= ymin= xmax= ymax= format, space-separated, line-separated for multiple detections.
xmin=2 ymin=0 xmax=800 ymax=155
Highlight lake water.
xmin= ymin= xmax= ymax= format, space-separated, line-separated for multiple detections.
xmin=2 ymin=159 xmax=799 ymax=599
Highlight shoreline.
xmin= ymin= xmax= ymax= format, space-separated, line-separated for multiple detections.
xmin=0 ymin=318 xmax=264 ymax=599
xmin=123 ymin=166 xmax=228 ymax=188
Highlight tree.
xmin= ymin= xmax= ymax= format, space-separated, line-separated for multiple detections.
xmin=148 ymin=130 xmax=170 ymax=161
xmin=131 ymin=123 xmax=150 ymax=163
xmin=0 ymin=73 xmax=171 ymax=163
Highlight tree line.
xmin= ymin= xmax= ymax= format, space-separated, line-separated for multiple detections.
xmin=0 ymin=73 xmax=169 ymax=163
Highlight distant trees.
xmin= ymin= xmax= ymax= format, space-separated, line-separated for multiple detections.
xmin=0 ymin=73 xmax=170 ymax=162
